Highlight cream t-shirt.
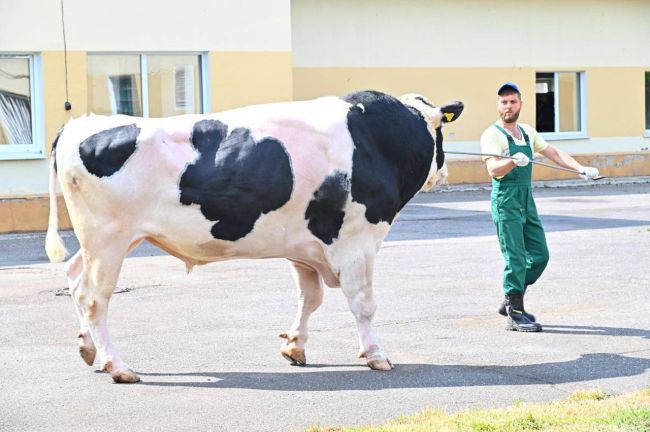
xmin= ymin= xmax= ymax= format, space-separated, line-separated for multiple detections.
xmin=479 ymin=122 xmax=549 ymax=161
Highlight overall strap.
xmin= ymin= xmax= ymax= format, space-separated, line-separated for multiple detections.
xmin=491 ymin=123 xmax=533 ymax=187
xmin=493 ymin=124 xmax=513 ymax=143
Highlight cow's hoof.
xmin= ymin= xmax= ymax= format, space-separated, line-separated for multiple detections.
xmin=281 ymin=345 xmax=306 ymax=366
xmin=367 ymin=358 xmax=394 ymax=371
xmin=359 ymin=345 xmax=393 ymax=371
xmin=102 ymin=360 xmax=141 ymax=383
xmin=77 ymin=332 xmax=96 ymax=366
xmin=79 ymin=345 xmax=97 ymax=366
xmin=279 ymin=332 xmax=306 ymax=366
xmin=111 ymin=369 xmax=141 ymax=384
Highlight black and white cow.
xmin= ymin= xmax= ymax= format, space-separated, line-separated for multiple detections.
xmin=46 ymin=90 xmax=463 ymax=383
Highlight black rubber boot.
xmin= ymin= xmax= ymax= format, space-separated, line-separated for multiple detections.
xmin=498 ymin=297 xmax=536 ymax=322
xmin=505 ymin=293 xmax=542 ymax=332
xmin=498 ymin=285 xmax=536 ymax=321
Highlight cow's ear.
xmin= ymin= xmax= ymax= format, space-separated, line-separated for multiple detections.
xmin=441 ymin=101 xmax=464 ymax=123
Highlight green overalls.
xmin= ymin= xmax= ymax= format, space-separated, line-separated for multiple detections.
xmin=490 ymin=124 xmax=549 ymax=295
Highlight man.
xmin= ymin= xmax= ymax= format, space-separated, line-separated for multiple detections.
xmin=480 ymin=82 xmax=599 ymax=332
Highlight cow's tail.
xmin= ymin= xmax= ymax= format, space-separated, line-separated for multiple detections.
xmin=45 ymin=134 xmax=68 ymax=263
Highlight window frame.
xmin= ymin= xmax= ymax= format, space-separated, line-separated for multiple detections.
xmin=0 ymin=53 xmax=45 ymax=161
xmin=87 ymin=52 xmax=211 ymax=117
xmin=643 ymin=70 xmax=650 ymax=138
xmin=536 ymin=71 xmax=587 ymax=141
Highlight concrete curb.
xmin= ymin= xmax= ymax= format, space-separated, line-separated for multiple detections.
xmin=430 ymin=175 xmax=650 ymax=193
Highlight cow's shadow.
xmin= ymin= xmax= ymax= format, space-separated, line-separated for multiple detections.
xmin=136 ymin=352 xmax=650 ymax=390
xmin=541 ymin=324 xmax=650 ymax=339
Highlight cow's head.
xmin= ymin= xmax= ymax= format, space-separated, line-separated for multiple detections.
xmin=398 ymin=94 xmax=464 ymax=191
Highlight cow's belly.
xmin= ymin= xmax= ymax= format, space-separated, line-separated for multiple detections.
xmin=139 ymin=201 xmax=333 ymax=269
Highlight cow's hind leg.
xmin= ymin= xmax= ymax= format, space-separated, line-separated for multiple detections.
xmin=339 ymin=252 xmax=393 ymax=371
xmin=73 ymin=237 xmax=139 ymax=383
xmin=280 ymin=261 xmax=324 ymax=366
xmin=65 ymin=250 xmax=97 ymax=366
xmin=67 ymin=239 xmax=144 ymax=368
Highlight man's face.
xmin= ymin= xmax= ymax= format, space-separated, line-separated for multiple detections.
xmin=497 ymin=92 xmax=521 ymax=123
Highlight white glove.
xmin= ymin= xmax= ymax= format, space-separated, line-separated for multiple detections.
xmin=511 ymin=152 xmax=529 ymax=167
xmin=579 ymin=166 xmax=599 ymax=180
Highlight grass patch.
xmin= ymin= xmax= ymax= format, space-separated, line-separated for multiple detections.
xmin=308 ymin=388 xmax=650 ymax=432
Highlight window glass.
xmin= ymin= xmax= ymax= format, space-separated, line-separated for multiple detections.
xmin=557 ymin=72 xmax=580 ymax=132
xmin=87 ymin=55 xmax=142 ymax=116
xmin=535 ymin=72 xmax=583 ymax=134
xmin=0 ymin=56 xmax=32 ymax=145
xmin=535 ymin=73 xmax=554 ymax=133
xmin=147 ymin=55 xmax=202 ymax=117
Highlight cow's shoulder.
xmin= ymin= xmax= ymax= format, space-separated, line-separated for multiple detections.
xmin=341 ymin=91 xmax=434 ymax=224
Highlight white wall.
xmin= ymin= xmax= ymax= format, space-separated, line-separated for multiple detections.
xmin=292 ymin=0 xmax=650 ymax=67
xmin=0 ymin=160 xmax=51 ymax=196
xmin=1 ymin=0 xmax=292 ymax=51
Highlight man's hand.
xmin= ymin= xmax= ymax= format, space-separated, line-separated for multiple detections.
xmin=512 ymin=152 xmax=529 ymax=167
xmin=579 ymin=166 xmax=599 ymax=180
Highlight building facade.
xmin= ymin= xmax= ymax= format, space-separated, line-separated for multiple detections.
xmin=1 ymin=0 xmax=649 ymax=232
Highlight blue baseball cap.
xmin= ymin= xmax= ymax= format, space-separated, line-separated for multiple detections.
xmin=497 ymin=82 xmax=521 ymax=95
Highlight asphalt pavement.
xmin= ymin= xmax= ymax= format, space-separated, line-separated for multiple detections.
xmin=1 ymin=179 xmax=649 ymax=431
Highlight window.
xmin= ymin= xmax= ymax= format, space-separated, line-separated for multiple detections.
xmin=645 ymin=72 xmax=650 ymax=135
xmin=535 ymin=72 xmax=586 ymax=139
xmin=0 ymin=54 xmax=44 ymax=160
xmin=87 ymin=53 xmax=208 ymax=117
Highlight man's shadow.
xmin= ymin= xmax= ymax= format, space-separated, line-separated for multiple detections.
xmin=135 ymin=352 xmax=650 ymax=390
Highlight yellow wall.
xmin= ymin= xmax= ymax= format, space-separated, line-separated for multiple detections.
xmin=294 ymin=66 xmax=649 ymax=140
xmin=587 ymin=68 xmax=646 ymax=137
xmin=41 ymin=51 xmax=88 ymax=154
xmin=293 ymin=67 xmax=536 ymax=141
xmin=210 ymin=51 xmax=293 ymax=110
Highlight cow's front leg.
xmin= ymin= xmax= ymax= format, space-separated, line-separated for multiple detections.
xmin=340 ymin=253 xmax=393 ymax=371
xmin=280 ymin=261 xmax=324 ymax=365
xmin=65 ymin=250 xmax=96 ymax=366
xmin=73 ymin=241 xmax=139 ymax=383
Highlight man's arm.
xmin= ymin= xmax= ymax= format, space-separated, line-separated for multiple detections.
xmin=539 ymin=144 xmax=583 ymax=171
xmin=539 ymin=144 xmax=600 ymax=179
xmin=485 ymin=156 xmax=518 ymax=177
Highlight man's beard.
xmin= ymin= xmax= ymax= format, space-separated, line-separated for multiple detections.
xmin=501 ymin=109 xmax=520 ymax=124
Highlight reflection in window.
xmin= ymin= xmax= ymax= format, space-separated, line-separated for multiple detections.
xmin=535 ymin=72 xmax=583 ymax=134
xmin=87 ymin=55 xmax=142 ymax=116
xmin=148 ymin=55 xmax=201 ymax=117
xmin=0 ymin=56 xmax=32 ymax=145
xmin=87 ymin=54 xmax=203 ymax=118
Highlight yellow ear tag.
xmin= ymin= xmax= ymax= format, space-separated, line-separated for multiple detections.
xmin=444 ymin=112 xmax=455 ymax=122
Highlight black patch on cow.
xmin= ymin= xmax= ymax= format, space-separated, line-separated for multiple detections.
xmin=79 ymin=123 xmax=141 ymax=178
xmin=179 ymin=119 xmax=293 ymax=241
xmin=342 ymin=90 xmax=435 ymax=224
xmin=305 ymin=171 xmax=350 ymax=244
xmin=51 ymin=128 xmax=63 ymax=172
xmin=435 ymin=127 xmax=445 ymax=170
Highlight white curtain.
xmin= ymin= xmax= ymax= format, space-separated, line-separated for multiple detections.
xmin=0 ymin=91 xmax=32 ymax=144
